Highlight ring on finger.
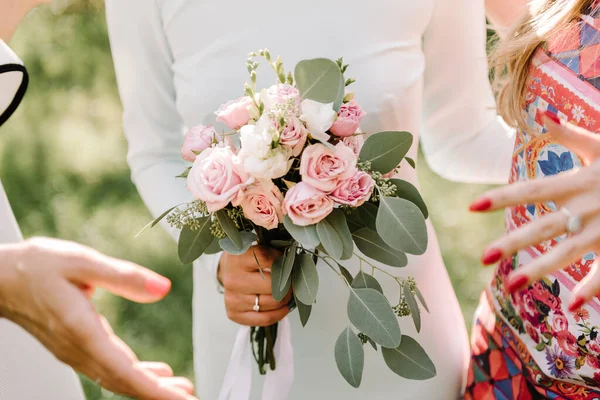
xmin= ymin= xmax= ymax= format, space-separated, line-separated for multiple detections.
xmin=561 ymin=207 xmax=584 ymax=235
xmin=253 ymin=294 xmax=260 ymax=312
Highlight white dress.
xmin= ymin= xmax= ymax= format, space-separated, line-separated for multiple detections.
xmin=0 ymin=41 xmax=84 ymax=400
xmin=105 ymin=0 xmax=516 ymax=398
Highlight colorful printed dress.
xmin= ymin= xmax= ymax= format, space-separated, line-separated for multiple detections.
xmin=465 ymin=3 xmax=600 ymax=399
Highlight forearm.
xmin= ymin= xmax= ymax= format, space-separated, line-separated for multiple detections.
xmin=0 ymin=243 xmax=22 ymax=317
xmin=485 ymin=0 xmax=529 ymax=32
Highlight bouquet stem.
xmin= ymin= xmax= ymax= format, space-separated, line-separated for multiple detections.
xmin=251 ymin=324 xmax=278 ymax=374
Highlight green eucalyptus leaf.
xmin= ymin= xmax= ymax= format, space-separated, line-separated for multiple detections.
xmin=218 ymin=231 xmax=257 ymax=256
xmin=358 ymin=203 xmax=378 ymax=232
xmin=347 ymin=288 xmax=401 ymax=349
xmin=345 ymin=211 xmax=364 ymax=233
xmin=376 ymin=197 xmax=428 ymax=255
xmin=359 ymin=131 xmax=413 ymax=174
xmin=367 ymin=337 xmax=378 ymax=351
xmin=404 ymin=284 xmax=421 ymax=333
xmin=178 ymin=217 xmax=213 ymax=264
xmin=338 ymin=264 xmax=354 ymax=284
xmin=204 ymin=237 xmax=222 ymax=255
xmin=334 ymin=327 xmax=364 ymax=388
xmin=279 ymin=244 xmax=298 ymax=292
xmin=414 ymin=286 xmax=430 ymax=313
xmin=352 ymin=228 xmax=408 ymax=268
xmin=136 ymin=205 xmax=181 ymax=237
xmin=271 ymin=255 xmax=291 ymax=302
xmin=325 ymin=209 xmax=354 ymax=261
xmin=352 ymin=271 xmax=383 ymax=294
xmin=389 ymin=179 xmax=429 ymax=219
xmin=295 ymin=295 xmax=312 ymax=327
xmin=405 ymin=157 xmax=416 ymax=169
xmin=283 ymin=215 xmax=320 ymax=248
xmin=294 ymin=58 xmax=345 ymax=111
xmin=316 ymin=218 xmax=343 ymax=259
xmin=292 ymin=254 xmax=319 ymax=305
xmin=382 ymin=335 xmax=436 ymax=380
xmin=271 ymin=239 xmax=294 ymax=249
xmin=216 ymin=210 xmax=242 ymax=249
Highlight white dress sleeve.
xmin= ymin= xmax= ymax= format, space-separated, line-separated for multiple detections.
xmin=105 ymin=0 xmax=222 ymax=281
xmin=420 ymin=0 xmax=516 ymax=184
xmin=0 ymin=40 xmax=28 ymax=127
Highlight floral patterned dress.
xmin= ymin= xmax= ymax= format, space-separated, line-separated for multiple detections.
xmin=465 ymin=3 xmax=600 ymax=399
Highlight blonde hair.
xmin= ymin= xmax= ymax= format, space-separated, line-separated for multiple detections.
xmin=492 ymin=0 xmax=591 ymax=131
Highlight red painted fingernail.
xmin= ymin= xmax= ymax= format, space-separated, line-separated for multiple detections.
xmin=469 ymin=197 xmax=492 ymax=212
xmin=482 ymin=248 xmax=503 ymax=265
xmin=145 ymin=276 xmax=172 ymax=296
xmin=506 ymin=274 xmax=529 ymax=293
xmin=568 ymin=296 xmax=585 ymax=313
xmin=544 ymin=111 xmax=561 ymax=125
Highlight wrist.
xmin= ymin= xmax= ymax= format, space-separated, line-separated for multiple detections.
xmin=0 ymin=243 xmax=24 ymax=317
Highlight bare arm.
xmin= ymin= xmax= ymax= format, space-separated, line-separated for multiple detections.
xmin=485 ymin=0 xmax=529 ymax=32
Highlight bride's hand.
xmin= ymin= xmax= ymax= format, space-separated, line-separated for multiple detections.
xmin=0 ymin=237 xmax=197 ymax=400
xmin=218 ymin=245 xmax=292 ymax=326
xmin=470 ymin=113 xmax=600 ymax=311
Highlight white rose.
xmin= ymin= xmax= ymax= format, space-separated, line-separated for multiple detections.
xmin=242 ymin=147 xmax=292 ymax=180
xmin=239 ymin=115 xmax=274 ymax=159
xmin=299 ymin=99 xmax=336 ymax=143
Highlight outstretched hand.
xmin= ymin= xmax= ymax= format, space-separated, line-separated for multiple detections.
xmin=0 ymin=237 xmax=196 ymax=400
xmin=470 ymin=113 xmax=600 ymax=311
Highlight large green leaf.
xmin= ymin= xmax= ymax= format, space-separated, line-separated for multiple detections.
xmin=347 ymin=288 xmax=401 ymax=349
xmin=345 ymin=210 xmax=364 ymax=233
xmin=404 ymin=284 xmax=421 ymax=333
xmin=358 ymin=203 xmax=378 ymax=232
xmin=216 ymin=210 xmax=242 ymax=249
xmin=218 ymin=232 xmax=257 ymax=255
xmin=295 ymin=294 xmax=312 ymax=327
xmin=326 ymin=209 xmax=354 ymax=261
xmin=316 ymin=218 xmax=343 ymax=259
xmin=136 ymin=205 xmax=180 ymax=237
xmin=352 ymin=271 xmax=383 ymax=294
xmin=352 ymin=228 xmax=408 ymax=268
xmin=204 ymin=237 xmax=222 ymax=255
xmin=359 ymin=131 xmax=413 ymax=174
xmin=389 ymin=179 xmax=429 ymax=219
xmin=334 ymin=327 xmax=365 ymax=388
xmin=271 ymin=255 xmax=291 ymax=302
xmin=178 ymin=217 xmax=213 ymax=264
xmin=338 ymin=264 xmax=354 ymax=285
xmin=377 ymin=197 xmax=428 ymax=255
xmin=382 ymin=336 xmax=436 ymax=380
xmin=414 ymin=286 xmax=430 ymax=313
xmin=294 ymin=58 xmax=345 ymax=110
xmin=283 ymin=215 xmax=320 ymax=248
xmin=278 ymin=244 xmax=297 ymax=292
xmin=292 ymin=254 xmax=319 ymax=305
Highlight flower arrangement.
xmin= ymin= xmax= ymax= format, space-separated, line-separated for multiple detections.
xmin=146 ymin=49 xmax=436 ymax=387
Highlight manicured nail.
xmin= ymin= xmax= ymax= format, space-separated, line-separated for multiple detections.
xmin=482 ymin=248 xmax=502 ymax=265
xmin=469 ymin=197 xmax=492 ymax=212
xmin=568 ymin=296 xmax=585 ymax=313
xmin=506 ymin=274 xmax=528 ymax=293
xmin=145 ymin=276 xmax=172 ymax=296
xmin=544 ymin=111 xmax=561 ymax=125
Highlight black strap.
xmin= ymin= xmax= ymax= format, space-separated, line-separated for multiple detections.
xmin=0 ymin=63 xmax=28 ymax=127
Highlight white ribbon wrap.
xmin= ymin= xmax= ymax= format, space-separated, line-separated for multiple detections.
xmin=218 ymin=317 xmax=294 ymax=400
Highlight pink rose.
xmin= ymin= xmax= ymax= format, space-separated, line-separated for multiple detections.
xmin=215 ymin=96 xmax=254 ymax=130
xmin=518 ymin=292 xmax=542 ymax=328
xmin=329 ymin=100 xmax=366 ymax=137
xmin=588 ymin=340 xmax=600 ymax=355
xmin=283 ymin=182 xmax=334 ymax=226
xmin=588 ymin=355 xmax=600 ymax=369
xmin=342 ymin=134 xmax=365 ymax=156
xmin=300 ymin=142 xmax=357 ymax=193
xmin=187 ymin=146 xmax=253 ymax=212
xmin=556 ymin=331 xmax=579 ymax=358
xmin=261 ymin=84 xmax=300 ymax=110
xmin=232 ymin=181 xmax=284 ymax=230
xmin=524 ymin=321 xmax=540 ymax=343
xmin=279 ymin=117 xmax=308 ymax=157
xmin=181 ymin=125 xmax=221 ymax=162
xmin=551 ymin=313 xmax=569 ymax=333
xmin=329 ymin=170 xmax=375 ymax=207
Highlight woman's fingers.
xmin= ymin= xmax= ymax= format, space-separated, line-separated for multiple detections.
xmin=543 ymin=113 xmax=600 ymax=165
xmin=505 ymin=227 xmax=598 ymax=292
xmin=570 ymin=261 xmax=600 ymax=312
xmin=229 ymin=306 xmax=290 ymax=327
xmin=158 ymin=377 xmax=195 ymax=395
xmin=225 ymin=291 xmax=292 ymax=312
xmin=139 ymin=362 xmax=174 ymax=377
xmin=223 ymin=271 xmax=273 ymax=295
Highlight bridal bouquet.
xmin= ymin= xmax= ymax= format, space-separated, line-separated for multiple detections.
xmin=147 ymin=50 xmax=436 ymax=387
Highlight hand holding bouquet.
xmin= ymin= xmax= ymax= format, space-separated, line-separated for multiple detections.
xmin=146 ymin=50 xmax=436 ymax=387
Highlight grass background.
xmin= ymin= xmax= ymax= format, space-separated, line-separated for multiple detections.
xmin=1 ymin=3 xmax=503 ymax=398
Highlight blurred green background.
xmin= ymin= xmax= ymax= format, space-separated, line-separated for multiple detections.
xmin=0 ymin=3 xmax=503 ymax=399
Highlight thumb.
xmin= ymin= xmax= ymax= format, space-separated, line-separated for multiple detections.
xmin=543 ymin=112 xmax=600 ymax=165
xmin=65 ymin=251 xmax=171 ymax=304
